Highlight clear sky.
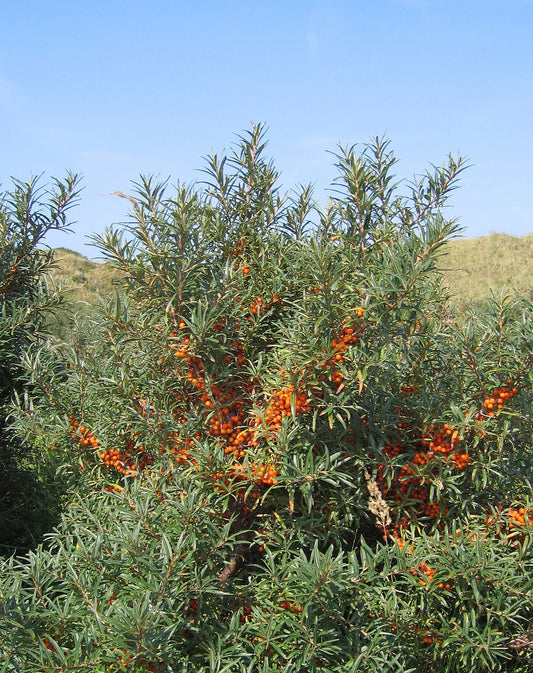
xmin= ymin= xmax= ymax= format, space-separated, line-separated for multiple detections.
xmin=1 ymin=0 xmax=532 ymax=257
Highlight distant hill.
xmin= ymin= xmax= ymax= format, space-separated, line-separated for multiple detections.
xmin=48 ymin=247 xmax=119 ymax=305
xmin=440 ymin=233 xmax=533 ymax=302
xmin=47 ymin=234 xmax=533 ymax=308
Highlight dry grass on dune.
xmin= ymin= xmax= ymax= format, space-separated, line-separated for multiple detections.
xmin=440 ymin=233 xmax=533 ymax=303
xmin=47 ymin=248 xmax=119 ymax=305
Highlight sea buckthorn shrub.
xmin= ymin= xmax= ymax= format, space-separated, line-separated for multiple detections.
xmin=2 ymin=127 xmax=533 ymax=672
xmin=0 ymin=173 xmax=80 ymax=553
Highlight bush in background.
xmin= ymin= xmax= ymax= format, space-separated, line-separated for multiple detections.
xmin=0 ymin=173 xmax=80 ymax=554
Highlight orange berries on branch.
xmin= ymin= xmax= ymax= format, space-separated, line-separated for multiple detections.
xmin=248 ymin=293 xmax=283 ymax=318
xmin=315 ymin=313 xmax=365 ymax=388
xmin=421 ymin=631 xmax=441 ymax=645
xmin=98 ymin=434 xmax=153 ymax=476
xmin=69 ymin=415 xmax=153 ymax=477
xmin=279 ymin=600 xmax=303 ymax=614
xmin=507 ymin=506 xmax=533 ymax=530
xmin=377 ymin=420 xmax=468 ymax=533
xmin=450 ymin=451 xmax=470 ymax=470
xmin=159 ymin=315 xmax=321 ymax=490
xmin=260 ymin=384 xmax=312 ymax=430
xmin=479 ymin=382 xmax=518 ymax=417
xmin=420 ymin=423 xmax=460 ymax=457
xmin=401 ymin=384 xmax=419 ymax=396
xmin=411 ymin=561 xmax=436 ymax=585
xmin=224 ymin=462 xmax=279 ymax=494
xmin=69 ymin=416 xmax=99 ymax=448
xmin=375 ymin=378 xmax=521 ymax=537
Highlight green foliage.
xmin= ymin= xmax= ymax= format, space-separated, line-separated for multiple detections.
xmin=2 ymin=127 xmax=533 ymax=671
xmin=48 ymin=235 xmax=533 ymax=316
xmin=0 ymin=172 xmax=81 ymax=553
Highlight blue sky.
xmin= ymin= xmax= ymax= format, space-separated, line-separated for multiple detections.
xmin=1 ymin=0 xmax=532 ymax=257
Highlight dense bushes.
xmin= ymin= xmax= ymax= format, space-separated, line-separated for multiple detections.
xmin=0 ymin=173 xmax=80 ymax=553
xmin=1 ymin=127 xmax=533 ymax=671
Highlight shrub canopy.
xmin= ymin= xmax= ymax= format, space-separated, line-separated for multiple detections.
xmin=1 ymin=127 xmax=532 ymax=672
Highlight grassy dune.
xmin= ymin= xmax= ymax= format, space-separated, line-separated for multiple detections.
xmin=48 ymin=247 xmax=119 ymax=305
xmin=441 ymin=233 xmax=533 ymax=302
xmin=48 ymin=233 xmax=533 ymax=308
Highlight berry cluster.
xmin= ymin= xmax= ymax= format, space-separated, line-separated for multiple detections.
xmin=225 ymin=462 xmax=279 ymax=492
xmin=260 ymin=385 xmax=312 ymax=432
xmin=380 ymin=618 xmax=442 ymax=647
xmin=99 ymin=434 xmax=153 ymax=476
xmin=507 ymin=506 xmax=533 ymax=530
xmin=410 ymin=561 xmax=436 ymax=586
xmin=69 ymin=306 xmax=368 ymax=497
xmin=236 ymin=600 xmax=253 ymax=624
xmin=249 ymin=293 xmax=282 ymax=317
xmin=421 ymin=631 xmax=441 ymax=645
xmin=69 ymin=415 xmax=153 ymax=477
xmin=377 ymin=380 xmax=519 ymax=537
xmin=479 ymin=382 xmax=518 ymax=417
xmin=156 ymin=307 xmax=367 ymax=511
xmin=0 ymin=262 xmax=19 ymax=294
xmin=69 ymin=417 xmax=99 ymax=449
xmin=165 ymin=318 xmax=319 ymax=493
xmin=279 ymin=600 xmax=303 ymax=614
xmin=325 ymin=313 xmax=364 ymax=386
